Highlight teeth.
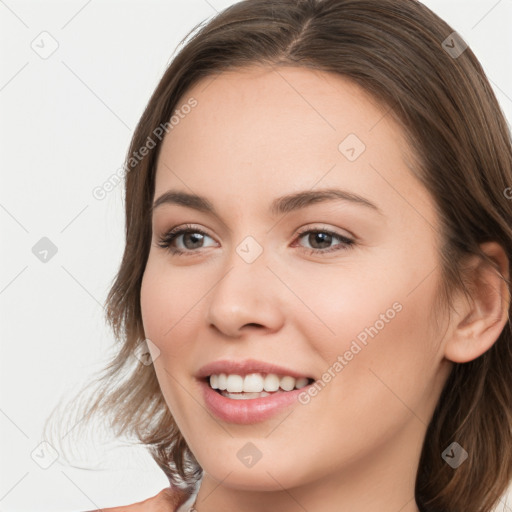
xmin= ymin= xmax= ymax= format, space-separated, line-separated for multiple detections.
xmin=223 ymin=391 xmax=272 ymax=400
xmin=280 ymin=376 xmax=295 ymax=391
xmin=227 ymin=374 xmax=244 ymax=392
xmin=263 ymin=373 xmax=280 ymax=392
xmin=208 ymin=372 xmax=311 ymax=392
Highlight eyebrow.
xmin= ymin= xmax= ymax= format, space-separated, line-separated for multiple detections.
xmin=150 ymin=188 xmax=383 ymax=217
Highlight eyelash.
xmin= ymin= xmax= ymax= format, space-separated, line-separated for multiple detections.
xmin=156 ymin=223 xmax=355 ymax=257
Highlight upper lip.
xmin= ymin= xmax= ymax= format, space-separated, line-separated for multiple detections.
xmin=196 ymin=358 xmax=314 ymax=380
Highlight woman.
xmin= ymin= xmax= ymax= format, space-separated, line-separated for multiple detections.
xmin=45 ymin=1 xmax=512 ymax=511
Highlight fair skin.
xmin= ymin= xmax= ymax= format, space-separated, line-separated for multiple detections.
xmin=140 ymin=65 xmax=510 ymax=512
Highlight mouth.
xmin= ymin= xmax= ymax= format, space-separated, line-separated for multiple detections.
xmin=201 ymin=373 xmax=316 ymax=400
xmin=198 ymin=372 xmax=317 ymax=424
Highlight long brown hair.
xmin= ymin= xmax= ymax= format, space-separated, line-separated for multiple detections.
xmin=43 ymin=1 xmax=512 ymax=510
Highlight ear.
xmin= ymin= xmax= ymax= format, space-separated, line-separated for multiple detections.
xmin=443 ymin=241 xmax=511 ymax=363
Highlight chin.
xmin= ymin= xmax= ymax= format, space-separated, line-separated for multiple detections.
xmin=197 ymin=455 xmax=311 ymax=492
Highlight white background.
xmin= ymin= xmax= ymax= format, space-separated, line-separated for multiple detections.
xmin=1 ymin=1 xmax=511 ymax=511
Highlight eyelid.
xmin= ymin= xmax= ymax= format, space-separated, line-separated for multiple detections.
xmin=157 ymin=223 xmax=217 ymax=246
xmin=294 ymin=223 xmax=356 ymax=241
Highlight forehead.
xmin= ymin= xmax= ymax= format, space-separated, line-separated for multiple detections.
xmin=154 ymin=65 xmax=431 ymax=220
xmin=160 ymin=65 xmax=394 ymax=160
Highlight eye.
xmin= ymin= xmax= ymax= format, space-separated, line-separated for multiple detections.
xmin=156 ymin=224 xmax=217 ymax=256
xmin=293 ymin=227 xmax=355 ymax=255
xmin=156 ymin=224 xmax=356 ymax=257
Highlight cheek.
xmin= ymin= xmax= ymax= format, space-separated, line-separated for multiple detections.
xmin=140 ymin=262 xmax=199 ymax=424
xmin=140 ymin=266 xmax=169 ymax=344
xmin=140 ymin=259 xmax=200 ymax=345
xmin=320 ymin=281 xmax=440 ymax=434
xmin=299 ymin=254 xmax=441 ymax=415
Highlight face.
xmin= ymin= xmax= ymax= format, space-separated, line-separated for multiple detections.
xmin=140 ymin=65 xmax=453 ymax=496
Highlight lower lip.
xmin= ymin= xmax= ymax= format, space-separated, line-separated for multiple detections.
xmin=199 ymin=379 xmax=312 ymax=424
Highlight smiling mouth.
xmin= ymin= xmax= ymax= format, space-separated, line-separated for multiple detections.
xmin=199 ymin=372 xmax=317 ymax=423
xmin=203 ymin=373 xmax=315 ymax=398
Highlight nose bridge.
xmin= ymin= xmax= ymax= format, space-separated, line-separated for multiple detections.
xmin=205 ymin=233 xmax=285 ymax=335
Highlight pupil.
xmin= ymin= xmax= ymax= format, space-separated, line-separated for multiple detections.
xmin=310 ymin=232 xmax=331 ymax=249
xmin=184 ymin=233 xmax=203 ymax=249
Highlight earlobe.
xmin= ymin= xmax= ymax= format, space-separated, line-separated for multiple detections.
xmin=444 ymin=241 xmax=510 ymax=364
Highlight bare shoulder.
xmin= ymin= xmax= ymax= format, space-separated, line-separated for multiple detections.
xmin=83 ymin=486 xmax=191 ymax=512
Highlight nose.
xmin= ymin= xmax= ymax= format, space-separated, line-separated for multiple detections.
xmin=205 ymin=248 xmax=286 ymax=338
